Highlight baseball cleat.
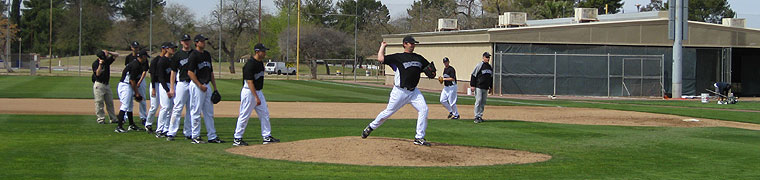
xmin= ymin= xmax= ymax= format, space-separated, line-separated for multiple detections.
xmin=109 ymin=120 xmax=119 ymax=124
xmin=361 ymin=126 xmax=373 ymax=139
xmin=155 ymin=131 xmax=165 ymax=138
xmin=191 ymin=137 xmax=207 ymax=144
xmin=98 ymin=121 xmax=106 ymax=124
xmin=127 ymin=124 xmax=143 ymax=131
xmin=414 ymin=138 xmax=431 ymax=146
xmin=114 ymin=126 xmax=127 ymax=133
xmin=233 ymin=138 xmax=248 ymax=146
xmin=207 ymin=138 xmax=225 ymax=144
xmin=447 ymin=112 xmax=453 ymax=119
xmin=145 ymin=125 xmax=154 ymax=134
xmin=166 ymin=135 xmax=175 ymax=141
xmin=185 ymin=136 xmax=192 ymax=140
xmin=474 ymin=117 xmax=484 ymax=124
xmin=451 ymin=115 xmax=460 ymax=120
xmin=263 ymin=136 xmax=280 ymax=144
xmin=141 ymin=118 xmax=146 ymax=126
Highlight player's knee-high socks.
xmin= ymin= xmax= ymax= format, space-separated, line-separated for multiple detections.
xmin=127 ymin=112 xmax=135 ymax=125
xmin=117 ymin=110 xmax=125 ymax=128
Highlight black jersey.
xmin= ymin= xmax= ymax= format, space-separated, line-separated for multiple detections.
xmin=157 ymin=56 xmax=173 ymax=92
xmin=91 ymin=56 xmax=115 ymax=84
xmin=187 ymin=50 xmax=213 ymax=84
xmin=242 ymin=58 xmax=265 ymax=90
xmin=443 ymin=66 xmax=456 ymax=86
xmin=172 ymin=49 xmax=193 ymax=82
xmin=383 ymin=53 xmax=430 ymax=90
xmin=125 ymin=52 xmax=139 ymax=66
xmin=121 ymin=60 xmax=143 ymax=84
xmin=149 ymin=56 xmax=161 ymax=84
xmin=470 ymin=62 xmax=493 ymax=89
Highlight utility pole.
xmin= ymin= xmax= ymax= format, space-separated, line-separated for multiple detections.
xmin=296 ymin=0 xmax=300 ymax=80
xmin=78 ymin=0 xmax=81 ymax=76
xmin=48 ymin=0 xmax=51 ymax=73
xmin=149 ymin=0 xmax=152 ymax=54
xmin=286 ymin=0 xmax=290 ymax=64
xmin=219 ymin=0 xmax=223 ymax=78
xmin=258 ymin=0 xmax=261 ymax=43
xmin=353 ymin=0 xmax=357 ymax=81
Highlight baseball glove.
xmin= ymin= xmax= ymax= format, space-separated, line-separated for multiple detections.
xmin=422 ymin=61 xmax=436 ymax=79
xmin=438 ymin=76 xmax=444 ymax=84
xmin=134 ymin=95 xmax=143 ymax=102
xmin=211 ymin=90 xmax=221 ymax=104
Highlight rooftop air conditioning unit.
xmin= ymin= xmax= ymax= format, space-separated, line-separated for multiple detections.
xmin=574 ymin=8 xmax=598 ymax=22
xmin=499 ymin=12 xmax=527 ymax=27
xmin=722 ymin=18 xmax=745 ymax=28
xmin=437 ymin=19 xmax=458 ymax=31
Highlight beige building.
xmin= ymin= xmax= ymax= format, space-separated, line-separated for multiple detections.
xmin=381 ymin=11 xmax=760 ymax=97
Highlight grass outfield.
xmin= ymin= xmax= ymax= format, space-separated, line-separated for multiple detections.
xmin=1 ymin=76 xmax=759 ymax=124
xmin=2 ymin=114 xmax=760 ymax=179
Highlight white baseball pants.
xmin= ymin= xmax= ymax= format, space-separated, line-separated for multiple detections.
xmin=369 ymin=86 xmax=428 ymax=139
xmin=157 ymin=83 xmax=174 ymax=133
xmin=167 ymin=81 xmax=192 ymax=137
xmin=117 ymin=82 xmax=134 ymax=112
xmin=439 ymin=85 xmax=459 ymax=116
xmin=137 ymin=80 xmax=147 ymax=119
xmin=189 ymin=82 xmax=218 ymax=140
xmin=234 ymin=87 xmax=272 ymax=139
xmin=146 ymin=82 xmax=160 ymax=126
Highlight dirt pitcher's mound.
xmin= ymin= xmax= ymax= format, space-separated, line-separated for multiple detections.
xmin=226 ymin=136 xmax=551 ymax=167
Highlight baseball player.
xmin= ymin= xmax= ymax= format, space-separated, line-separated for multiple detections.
xmin=470 ymin=52 xmax=493 ymax=123
xmin=154 ymin=42 xmax=178 ymax=138
xmin=361 ymin=36 xmax=435 ymax=146
xmin=439 ymin=57 xmax=459 ymax=119
xmin=714 ymin=82 xmax=732 ymax=104
xmin=115 ymin=50 xmax=150 ymax=133
xmin=166 ymin=34 xmax=195 ymax=141
xmin=233 ymin=43 xmax=280 ymax=146
xmin=187 ymin=34 xmax=223 ymax=144
xmin=124 ymin=41 xmax=149 ymax=126
xmin=145 ymin=45 xmax=163 ymax=134
xmin=91 ymin=50 xmax=119 ymax=124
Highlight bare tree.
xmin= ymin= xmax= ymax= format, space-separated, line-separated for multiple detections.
xmin=279 ymin=26 xmax=351 ymax=79
xmin=208 ymin=0 xmax=260 ymax=74
xmin=163 ymin=3 xmax=196 ymax=38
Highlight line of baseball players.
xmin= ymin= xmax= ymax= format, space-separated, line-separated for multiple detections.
xmin=92 ymin=34 xmax=491 ymax=147
xmin=92 ymin=34 xmax=278 ymax=146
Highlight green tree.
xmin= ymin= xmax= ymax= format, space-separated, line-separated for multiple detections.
xmin=640 ymin=0 xmax=666 ymax=12
xmin=576 ymin=0 xmax=624 ymax=14
xmin=121 ymin=0 xmax=166 ymax=24
xmin=535 ymin=0 xmax=574 ymax=19
xmin=407 ymin=0 xmax=458 ymax=32
xmin=689 ymin=0 xmax=735 ymax=23
xmin=20 ymin=0 xmax=65 ymax=55
xmin=303 ymin=0 xmax=335 ymax=27
xmin=54 ymin=0 xmax=118 ymax=55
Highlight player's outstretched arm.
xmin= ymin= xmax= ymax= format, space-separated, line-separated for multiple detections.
xmin=377 ymin=42 xmax=387 ymax=64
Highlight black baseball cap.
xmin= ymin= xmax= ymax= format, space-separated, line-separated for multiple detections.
xmin=130 ymin=41 xmax=140 ymax=48
xmin=483 ymin=52 xmax=491 ymax=58
xmin=96 ymin=51 xmax=107 ymax=60
xmin=402 ymin=35 xmax=418 ymax=44
xmin=194 ymin=34 xmax=208 ymax=42
xmin=254 ymin=43 xmax=269 ymax=52
xmin=138 ymin=50 xmax=150 ymax=58
xmin=442 ymin=57 xmax=449 ymax=62
xmin=181 ymin=34 xmax=192 ymax=41
xmin=161 ymin=42 xmax=178 ymax=49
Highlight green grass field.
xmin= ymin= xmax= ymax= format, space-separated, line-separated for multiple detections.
xmin=2 ymin=114 xmax=760 ymax=179
xmin=2 ymin=75 xmax=760 ymax=179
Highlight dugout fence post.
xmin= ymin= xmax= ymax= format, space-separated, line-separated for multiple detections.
xmin=553 ymin=52 xmax=557 ymax=96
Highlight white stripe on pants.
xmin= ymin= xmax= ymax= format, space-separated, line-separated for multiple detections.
xmin=157 ymin=83 xmax=174 ymax=133
xmin=137 ymin=80 xmax=147 ymax=119
xmin=369 ymin=86 xmax=428 ymax=139
xmin=234 ymin=88 xmax=271 ymax=139
xmin=189 ymin=82 xmax=217 ymax=140
xmin=117 ymin=83 xmax=134 ymax=112
xmin=439 ymin=85 xmax=459 ymax=116
xmin=168 ymin=81 xmax=192 ymax=136
xmin=146 ymin=82 xmax=160 ymax=126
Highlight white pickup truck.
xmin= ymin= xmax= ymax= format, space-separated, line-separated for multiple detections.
xmin=265 ymin=62 xmax=296 ymax=75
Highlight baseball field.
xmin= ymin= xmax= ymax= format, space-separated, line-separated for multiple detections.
xmin=2 ymin=75 xmax=760 ymax=179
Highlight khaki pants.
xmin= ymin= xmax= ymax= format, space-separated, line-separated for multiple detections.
xmin=93 ymin=82 xmax=117 ymax=123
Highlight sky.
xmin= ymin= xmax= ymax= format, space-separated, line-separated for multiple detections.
xmin=175 ymin=0 xmax=760 ymax=28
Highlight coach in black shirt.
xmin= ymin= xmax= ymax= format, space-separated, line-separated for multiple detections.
xmin=470 ymin=52 xmax=493 ymax=123
xmin=92 ymin=50 xmax=119 ymax=124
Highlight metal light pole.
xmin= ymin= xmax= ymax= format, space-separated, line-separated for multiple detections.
xmin=149 ymin=0 xmax=152 ymax=54
xmin=219 ymin=0 xmax=223 ymax=78
xmin=353 ymin=0 xmax=357 ymax=81
xmin=258 ymin=0 xmax=261 ymax=43
xmin=672 ymin=0 xmax=684 ymax=98
xmin=78 ymin=0 xmax=81 ymax=76
xmin=286 ymin=0 xmax=290 ymax=63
